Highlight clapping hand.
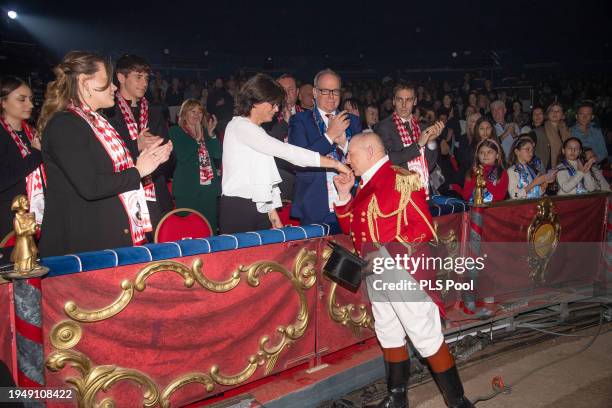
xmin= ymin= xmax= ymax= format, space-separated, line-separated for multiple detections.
xmin=137 ymin=128 xmax=162 ymax=152
xmin=136 ymin=139 xmax=173 ymax=177
xmin=206 ymin=114 xmax=218 ymax=137
xmin=420 ymin=121 xmax=444 ymax=146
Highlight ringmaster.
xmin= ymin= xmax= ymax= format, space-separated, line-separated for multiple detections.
xmin=333 ymin=132 xmax=473 ymax=408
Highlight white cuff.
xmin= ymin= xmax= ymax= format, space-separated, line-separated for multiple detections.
xmin=334 ymin=195 xmax=351 ymax=206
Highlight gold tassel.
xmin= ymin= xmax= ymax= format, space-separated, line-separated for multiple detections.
xmin=394 ymin=168 xmax=422 ymax=196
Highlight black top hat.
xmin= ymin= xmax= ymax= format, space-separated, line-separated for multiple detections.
xmin=323 ymin=241 xmax=368 ymax=292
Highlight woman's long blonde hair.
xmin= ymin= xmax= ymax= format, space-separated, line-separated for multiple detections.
xmin=37 ymin=51 xmax=112 ymax=135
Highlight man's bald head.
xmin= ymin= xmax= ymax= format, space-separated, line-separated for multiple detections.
xmin=346 ymin=132 xmax=387 ymax=176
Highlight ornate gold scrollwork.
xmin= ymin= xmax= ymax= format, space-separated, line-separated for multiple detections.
xmin=527 ymin=198 xmax=561 ymax=284
xmin=51 ymin=248 xmax=318 ymax=405
xmin=50 ymin=320 xmax=82 ymax=350
xmin=322 ymin=243 xmax=375 ymax=335
xmin=46 ymin=349 xmax=160 ymax=408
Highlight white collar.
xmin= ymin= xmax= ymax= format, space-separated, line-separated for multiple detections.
xmin=361 ymin=156 xmax=389 ymax=187
xmin=318 ymin=107 xmax=335 ymax=120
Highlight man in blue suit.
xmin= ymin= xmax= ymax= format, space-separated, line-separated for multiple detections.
xmin=288 ymin=69 xmax=362 ymax=225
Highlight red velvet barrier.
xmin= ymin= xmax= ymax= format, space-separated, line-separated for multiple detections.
xmin=476 ymin=196 xmax=607 ymax=299
xmin=42 ymin=241 xmax=319 ymax=407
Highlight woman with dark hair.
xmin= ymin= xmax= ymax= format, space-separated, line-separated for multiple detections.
xmin=537 ymin=102 xmax=570 ymax=169
xmin=38 ymin=51 xmax=172 ymax=256
xmin=364 ymin=103 xmax=379 ymax=131
xmin=0 ymin=76 xmax=45 ymax=241
xmin=473 ymin=117 xmax=497 ymax=144
xmin=219 ymin=73 xmax=350 ymax=234
xmin=342 ymin=97 xmax=363 ymax=122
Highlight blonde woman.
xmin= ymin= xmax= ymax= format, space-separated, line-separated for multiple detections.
xmin=37 ymin=51 xmax=172 ymax=256
xmin=169 ymin=99 xmax=221 ymax=232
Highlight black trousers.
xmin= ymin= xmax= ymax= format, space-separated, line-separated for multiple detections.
xmin=219 ymin=196 xmax=270 ymax=234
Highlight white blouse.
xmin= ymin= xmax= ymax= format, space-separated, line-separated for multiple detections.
xmin=222 ymin=116 xmax=321 ymax=212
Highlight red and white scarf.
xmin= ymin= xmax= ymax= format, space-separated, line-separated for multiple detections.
xmin=68 ymin=103 xmax=151 ymax=244
xmin=392 ymin=112 xmax=430 ymax=199
xmin=182 ymin=126 xmax=214 ymax=185
xmin=0 ymin=116 xmax=46 ymax=224
xmin=115 ymin=92 xmax=149 ymax=141
xmin=115 ymin=92 xmax=156 ymax=201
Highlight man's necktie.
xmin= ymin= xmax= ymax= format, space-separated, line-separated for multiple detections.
xmin=326 ymin=113 xmax=345 ymax=161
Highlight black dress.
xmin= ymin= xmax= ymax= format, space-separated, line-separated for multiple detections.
xmin=0 ymin=124 xmax=42 ymax=239
xmin=39 ymin=112 xmax=141 ymax=257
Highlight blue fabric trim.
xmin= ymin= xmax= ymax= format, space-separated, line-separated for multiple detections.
xmin=40 ymin=198 xmax=462 ymax=277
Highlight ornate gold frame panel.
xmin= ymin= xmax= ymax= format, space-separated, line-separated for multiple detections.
xmin=46 ymin=248 xmax=318 ymax=407
xmin=527 ymin=198 xmax=561 ymax=284
xmin=432 ymin=223 xmax=460 ymax=299
xmin=322 ymin=243 xmax=374 ymax=335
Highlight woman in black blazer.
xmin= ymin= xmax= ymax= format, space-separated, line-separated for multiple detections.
xmin=37 ymin=51 xmax=172 ymax=257
xmin=0 ymin=77 xmax=43 ymax=241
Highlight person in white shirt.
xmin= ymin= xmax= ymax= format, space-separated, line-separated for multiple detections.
xmin=219 ymin=73 xmax=350 ymax=234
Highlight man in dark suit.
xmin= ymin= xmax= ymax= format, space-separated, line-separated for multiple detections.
xmin=375 ymin=82 xmax=443 ymax=197
xmin=288 ymin=69 xmax=361 ymax=225
xmin=263 ymin=74 xmax=303 ymax=201
xmin=105 ymin=54 xmax=173 ymax=230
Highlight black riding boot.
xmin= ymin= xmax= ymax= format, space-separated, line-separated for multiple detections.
xmin=377 ymin=359 xmax=410 ymax=408
xmin=431 ymin=364 xmax=474 ymax=408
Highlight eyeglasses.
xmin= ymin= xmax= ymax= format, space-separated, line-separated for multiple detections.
xmin=317 ymin=88 xmax=341 ymax=96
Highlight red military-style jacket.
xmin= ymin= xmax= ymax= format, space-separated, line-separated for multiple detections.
xmin=334 ymin=160 xmax=435 ymax=257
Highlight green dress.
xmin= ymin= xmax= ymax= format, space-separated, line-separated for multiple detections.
xmin=169 ymin=126 xmax=222 ymax=233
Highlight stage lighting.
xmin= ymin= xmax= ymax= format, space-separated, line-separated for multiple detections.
xmin=7 ymin=10 xmax=18 ymax=20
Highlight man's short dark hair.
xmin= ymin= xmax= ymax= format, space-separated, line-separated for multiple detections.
xmin=235 ymin=73 xmax=286 ymax=116
xmin=115 ymin=54 xmax=151 ymax=76
xmin=392 ymin=81 xmax=416 ymax=97
xmin=277 ymin=73 xmax=297 ymax=83
xmin=576 ymin=100 xmax=595 ymax=112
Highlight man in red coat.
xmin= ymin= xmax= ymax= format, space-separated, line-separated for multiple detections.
xmin=333 ymin=132 xmax=473 ymax=408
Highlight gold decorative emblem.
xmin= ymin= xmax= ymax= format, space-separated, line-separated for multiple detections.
xmin=49 ymin=249 xmax=318 ymax=406
xmin=527 ymin=198 xmax=561 ymax=284
xmin=472 ymin=165 xmax=486 ymax=206
xmin=50 ymin=321 xmax=82 ymax=350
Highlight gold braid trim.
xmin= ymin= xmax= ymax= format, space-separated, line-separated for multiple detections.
xmin=367 ymin=169 xmax=423 ymax=246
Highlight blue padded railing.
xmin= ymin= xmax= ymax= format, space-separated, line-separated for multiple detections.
xmin=39 ymin=196 xmax=468 ymax=277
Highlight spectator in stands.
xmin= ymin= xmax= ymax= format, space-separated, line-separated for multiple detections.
xmin=467 ymin=92 xmax=478 ymax=111
xmin=298 ymin=83 xmax=314 ymax=110
xmin=343 ymin=97 xmax=363 ymax=124
xmin=556 ymin=137 xmax=596 ymax=195
xmin=166 ymin=78 xmax=183 ymax=124
xmin=219 ymin=73 xmax=350 ymax=233
xmin=170 ymin=99 xmax=221 ymax=232
xmin=539 ymin=102 xmax=570 ymax=169
xmin=0 ymin=76 xmax=44 ymax=242
xmin=473 ymin=117 xmax=496 ymax=144
xmin=374 ymin=82 xmax=443 ymax=196
xmin=288 ymin=69 xmax=361 ymax=225
xmin=461 ymin=139 xmax=508 ymax=203
xmin=583 ymin=147 xmax=610 ymax=191
xmin=510 ymin=100 xmax=529 ymax=128
xmin=571 ymin=102 xmax=608 ymax=165
xmin=207 ymin=77 xmax=235 ymax=134
xmin=105 ymin=54 xmax=173 ymax=230
xmin=263 ymin=74 xmax=303 ymax=201
xmin=364 ymin=103 xmax=379 ymax=131
xmin=183 ymin=82 xmax=199 ymax=101
xmin=37 ymin=51 xmax=172 ymax=256
xmin=491 ymin=100 xmax=519 ymax=160
xmin=507 ymin=137 xmax=555 ymax=199
xmin=527 ymin=105 xmax=545 ymax=144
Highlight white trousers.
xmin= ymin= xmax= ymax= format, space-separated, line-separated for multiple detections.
xmin=365 ymin=247 xmax=444 ymax=358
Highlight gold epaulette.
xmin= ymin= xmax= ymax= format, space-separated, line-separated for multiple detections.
xmin=390 ymin=166 xmax=422 ymax=195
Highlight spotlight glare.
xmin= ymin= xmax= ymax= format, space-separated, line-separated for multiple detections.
xmin=7 ymin=10 xmax=18 ymax=20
